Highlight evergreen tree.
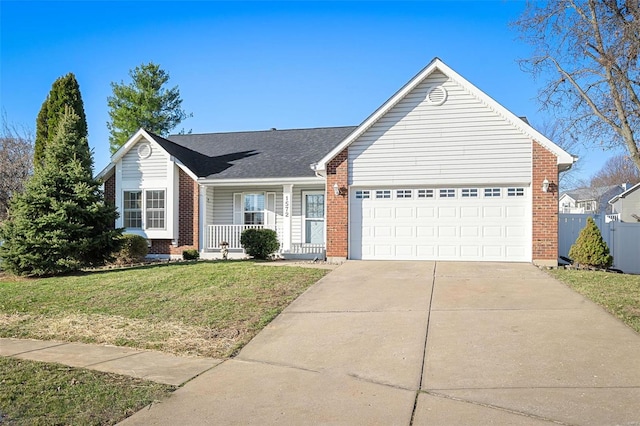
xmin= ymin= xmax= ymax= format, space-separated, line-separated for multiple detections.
xmin=34 ymin=73 xmax=90 ymax=170
xmin=568 ymin=217 xmax=613 ymax=269
xmin=0 ymin=109 xmax=121 ymax=276
xmin=107 ymin=62 xmax=191 ymax=154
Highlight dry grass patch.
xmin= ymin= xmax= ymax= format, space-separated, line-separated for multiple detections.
xmin=548 ymin=268 xmax=640 ymax=333
xmin=0 ymin=261 xmax=327 ymax=357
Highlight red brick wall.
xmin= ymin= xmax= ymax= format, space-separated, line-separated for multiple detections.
xmin=326 ymin=148 xmax=349 ymax=259
xmin=148 ymin=168 xmax=200 ymax=256
xmin=104 ymin=174 xmax=115 ymax=207
xmin=104 ymin=174 xmax=116 ymax=229
xmin=532 ymin=140 xmax=559 ymax=265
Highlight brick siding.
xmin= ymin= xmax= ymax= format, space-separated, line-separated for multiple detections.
xmin=532 ymin=140 xmax=559 ymax=265
xmin=325 ymin=148 xmax=349 ymax=259
xmin=148 ymin=168 xmax=200 ymax=256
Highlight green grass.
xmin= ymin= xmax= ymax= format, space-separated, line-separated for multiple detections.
xmin=548 ymin=269 xmax=640 ymax=333
xmin=0 ymin=357 xmax=174 ymax=426
xmin=0 ymin=261 xmax=328 ymax=357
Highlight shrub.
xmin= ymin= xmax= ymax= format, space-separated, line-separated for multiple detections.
xmin=182 ymin=249 xmax=199 ymax=260
xmin=568 ymin=217 xmax=613 ymax=269
xmin=240 ymin=228 xmax=280 ymax=260
xmin=112 ymin=234 xmax=148 ymax=265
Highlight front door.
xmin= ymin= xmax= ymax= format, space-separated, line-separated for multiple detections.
xmin=304 ymin=192 xmax=324 ymax=244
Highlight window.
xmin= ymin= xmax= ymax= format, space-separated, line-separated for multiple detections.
xmin=484 ymin=188 xmax=501 ymax=197
xmin=304 ymin=193 xmax=324 ymax=244
xmin=461 ymin=188 xmax=478 ymax=198
xmin=123 ymin=190 xmax=165 ymax=230
xmin=376 ymin=190 xmax=391 ymax=199
xmin=244 ymin=193 xmax=265 ymax=225
xmin=439 ymin=189 xmax=456 ymax=198
xmin=145 ymin=190 xmax=166 ymax=229
xmin=417 ymin=189 xmax=434 ymax=198
xmin=355 ymin=190 xmax=370 ymax=199
xmin=123 ymin=191 xmax=142 ymax=228
xmin=507 ymin=188 xmax=525 ymax=197
xmin=396 ymin=189 xmax=412 ymax=199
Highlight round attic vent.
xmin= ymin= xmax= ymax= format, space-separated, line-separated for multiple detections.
xmin=426 ymin=85 xmax=447 ymax=106
xmin=137 ymin=142 xmax=152 ymax=159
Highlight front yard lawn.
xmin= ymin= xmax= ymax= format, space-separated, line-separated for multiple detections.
xmin=0 ymin=357 xmax=174 ymax=426
xmin=0 ymin=261 xmax=328 ymax=357
xmin=548 ymin=269 xmax=640 ymax=333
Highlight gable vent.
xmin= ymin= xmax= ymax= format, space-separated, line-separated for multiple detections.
xmin=426 ymin=85 xmax=447 ymax=106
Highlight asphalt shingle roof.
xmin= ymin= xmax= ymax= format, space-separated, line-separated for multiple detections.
xmin=146 ymin=126 xmax=357 ymax=179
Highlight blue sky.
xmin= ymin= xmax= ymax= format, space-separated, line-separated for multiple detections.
xmin=0 ymin=1 xmax=620 ymax=184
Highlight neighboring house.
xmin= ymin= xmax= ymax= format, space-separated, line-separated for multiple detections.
xmin=559 ymin=185 xmax=627 ymax=215
xmin=98 ymin=58 xmax=574 ymax=266
xmin=609 ymin=182 xmax=640 ymax=222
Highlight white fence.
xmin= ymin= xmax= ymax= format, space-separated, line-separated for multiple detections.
xmin=559 ymin=214 xmax=640 ymax=274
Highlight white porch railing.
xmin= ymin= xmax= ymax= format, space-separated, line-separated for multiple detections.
xmin=207 ymin=225 xmax=266 ymax=249
xmin=605 ymin=213 xmax=620 ymax=223
xmin=206 ymin=224 xmax=325 ymax=255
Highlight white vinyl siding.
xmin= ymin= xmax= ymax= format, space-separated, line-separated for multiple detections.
xmin=206 ymin=185 xmax=323 ymax=247
xmin=121 ymin=141 xmax=169 ymax=182
xmin=348 ymin=70 xmax=532 ymax=187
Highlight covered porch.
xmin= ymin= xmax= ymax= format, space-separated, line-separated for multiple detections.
xmin=198 ymin=180 xmax=327 ymax=260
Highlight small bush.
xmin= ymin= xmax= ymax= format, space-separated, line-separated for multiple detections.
xmin=112 ymin=234 xmax=148 ymax=265
xmin=182 ymin=249 xmax=199 ymax=260
xmin=240 ymin=228 xmax=280 ymax=260
xmin=568 ymin=216 xmax=613 ymax=269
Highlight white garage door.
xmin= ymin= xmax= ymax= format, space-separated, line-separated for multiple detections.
xmin=350 ymin=187 xmax=530 ymax=261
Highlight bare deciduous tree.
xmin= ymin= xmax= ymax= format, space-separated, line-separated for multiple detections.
xmin=515 ymin=0 xmax=640 ymax=171
xmin=0 ymin=113 xmax=34 ymax=220
xmin=590 ymin=153 xmax=640 ymax=187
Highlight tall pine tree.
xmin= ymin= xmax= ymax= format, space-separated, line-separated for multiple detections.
xmin=34 ymin=73 xmax=90 ymax=170
xmin=0 ymin=109 xmax=121 ymax=276
xmin=107 ymin=62 xmax=191 ymax=154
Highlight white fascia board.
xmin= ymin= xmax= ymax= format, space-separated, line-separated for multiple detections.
xmin=609 ymin=181 xmax=640 ymax=204
xmin=314 ymin=58 xmax=575 ymax=172
xmin=197 ymin=176 xmax=324 ymax=187
xmin=174 ymin=159 xmax=199 ymax=181
xmin=96 ymin=162 xmax=115 ymax=180
xmin=110 ymin=128 xmax=154 ymax=163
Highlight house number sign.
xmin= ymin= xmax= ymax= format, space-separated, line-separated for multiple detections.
xmin=283 ymin=193 xmax=291 ymax=218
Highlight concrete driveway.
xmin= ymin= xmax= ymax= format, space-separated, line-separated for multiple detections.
xmin=121 ymin=261 xmax=640 ymax=425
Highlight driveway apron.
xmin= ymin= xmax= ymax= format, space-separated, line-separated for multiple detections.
xmin=120 ymin=261 xmax=640 ymax=425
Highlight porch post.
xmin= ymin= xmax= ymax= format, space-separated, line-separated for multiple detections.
xmin=199 ymin=185 xmax=207 ymax=252
xmin=282 ymin=184 xmax=293 ymax=251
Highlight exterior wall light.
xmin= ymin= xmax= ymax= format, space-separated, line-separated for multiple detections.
xmin=542 ymin=178 xmax=550 ymax=193
xmin=332 ymin=182 xmax=347 ymax=196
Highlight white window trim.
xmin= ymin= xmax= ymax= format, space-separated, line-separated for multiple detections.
xmin=120 ymin=187 xmax=169 ymax=238
xmin=302 ymin=191 xmax=325 ymax=245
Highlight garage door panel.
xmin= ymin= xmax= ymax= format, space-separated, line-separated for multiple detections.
xmin=374 ymin=207 xmax=393 ymax=218
xmin=461 ymin=245 xmax=480 ymax=257
xmin=395 ymin=207 xmax=413 ymax=218
xmin=350 ymin=187 xmax=530 ymax=261
xmin=461 ymin=207 xmax=479 ymax=217
xmin=417 ymin=207 xmax=435 ymax=218
xmin=483 ymin=206 xmax=503 ymax=218
xmin=417 ymin=226 xmax=435 ymax=237
xmin=461 ymin=226 xmax=479 ymax=237
xmin=438 ymin=207 xmax=457 ymax=218
xmin=482 ymin=226 xmax=502 ymax=238
xmin=438 ymin=226 xmax=457 ymax=237
xmin=395 ymin=226 xmax=413 ymax=238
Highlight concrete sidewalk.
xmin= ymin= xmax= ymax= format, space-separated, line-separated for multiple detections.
xmin=118 ymin=261 xmax=640 ymax=425
xmin=0 ymin=338 xmax=221 ymax=386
